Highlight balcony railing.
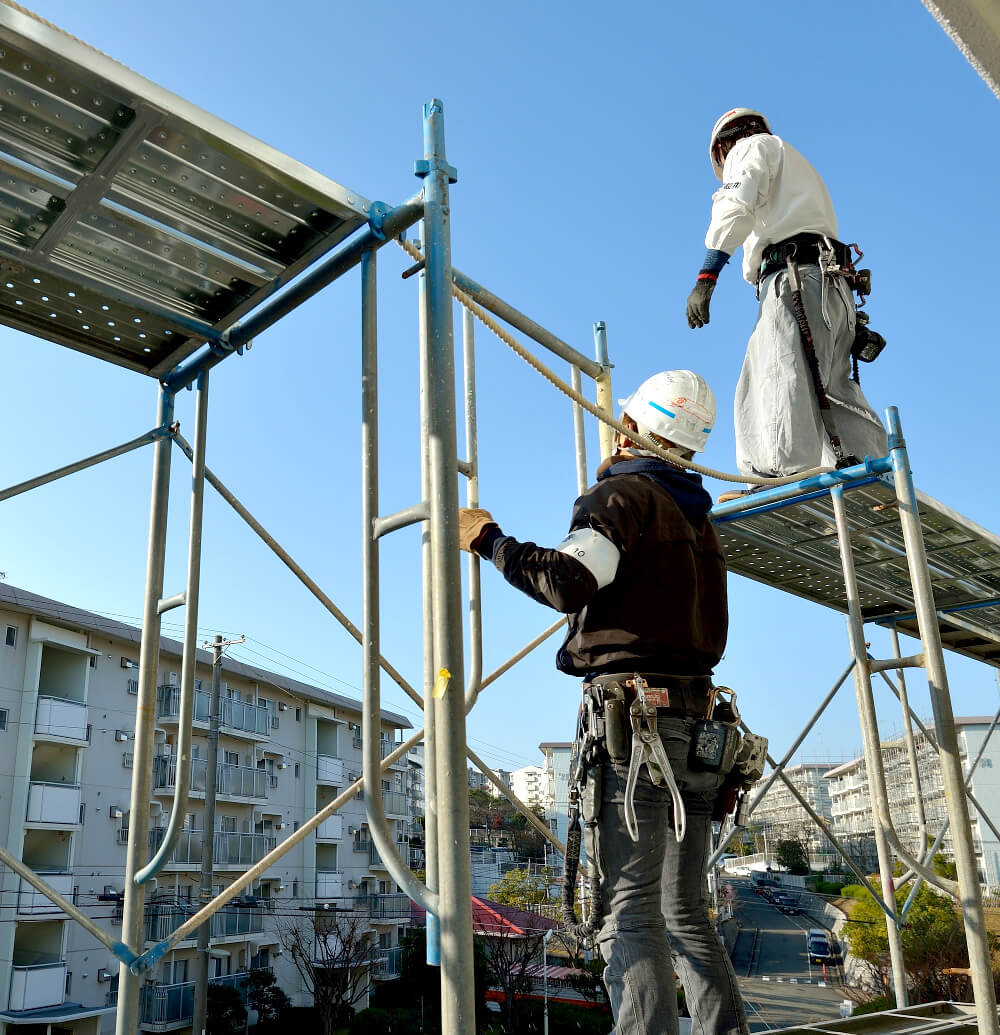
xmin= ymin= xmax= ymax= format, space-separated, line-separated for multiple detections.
xmin=369 ymin=840 xmax=409 ymax=869
xmin=152 ymin=756 xmax=268 ymax=799
xmin=316 ymin=870 xmax=344 ymax=899
xmin=26 ymin=782 xmax=81 ymax=825
xmin=353 ymin=837 xmax=371 ymax=854
xmin=373 ymin=946 xmax=403 ymax=979
xmin=147 ymin=828 xmax=277 ymax=867
xmin=9 ymin=961 xmax=66 ymax=1011
xmin=356 ymin=893 xmax=410 ymax=919
xmin=145 ymin=905 xmax=266 ymax=943
xmin=317 ymin=754 xmax=345 ymax=785
xmin=382 ymin=790 xmax=408 ymax=817
xmin=34 ymin=695 xmax=88 ymax=741
xmin=138 ymin=968 xmax=268 ymax=1029
xmin=17 ymin=873 xmax=73 ymax=915
xmin=156 ymin=685 xmax=269 ymax=737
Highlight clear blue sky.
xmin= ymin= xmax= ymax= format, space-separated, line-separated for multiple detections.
xmin=2 ymin=0 xmax=999 ymax=778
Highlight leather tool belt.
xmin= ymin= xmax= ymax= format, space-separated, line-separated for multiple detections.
xmin=757 ymin=232 xmax=852 ymax=282
xmin=586 ymin=671 xmax=713 ymax=718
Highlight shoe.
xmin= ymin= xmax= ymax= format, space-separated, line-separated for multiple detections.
xmin=716 ymin=489 xmax=751 ymax=504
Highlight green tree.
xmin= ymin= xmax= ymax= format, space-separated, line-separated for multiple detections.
xmin=775 ymin=839 xmax=809 ymax=875
xmin=487 ymin=867 xmax=556 ymax=909
xmin=927 ymin=837 xmax=958 ymax=881
xmin=206 ymin=982 xmax=247 ymax=1035
xmin=247 ymin=967 xmax=290 ymax=1031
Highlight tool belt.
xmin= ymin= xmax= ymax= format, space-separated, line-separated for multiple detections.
xmin=758 ymin=233 xmax=852 ymax=282
xmin=586 ymin=672 xmax=713 ymax=717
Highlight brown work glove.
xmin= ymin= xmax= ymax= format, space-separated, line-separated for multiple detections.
xmin=457 ymin=508 xmax=497 ymax=553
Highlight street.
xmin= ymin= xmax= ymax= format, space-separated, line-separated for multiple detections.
xmin=726 ymin=880 xmax=849 ymax=1030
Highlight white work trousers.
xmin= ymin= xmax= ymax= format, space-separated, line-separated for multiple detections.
xmin=734 ymin=265 xmax=888 ymax=478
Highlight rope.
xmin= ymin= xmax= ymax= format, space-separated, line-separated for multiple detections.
xmin=397 ymin=238 xmax=828 ymax=486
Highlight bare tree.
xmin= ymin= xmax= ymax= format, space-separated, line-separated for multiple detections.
xmin=277 ymin=906 xmax=375 ymax=1035
xmin=478 ymin=923 xmax=546 ymax=1034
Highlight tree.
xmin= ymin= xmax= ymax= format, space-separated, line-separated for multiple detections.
xmin=487 ymin=867 xmax=556 ymax=910
xmin=278 ymin=907 xmax=375 ymax=1034
xmin=927 ymin=837 xmax=959 ymax=881
xmin=478 ymin=924 xmax=546 ymax=1034
xmin=206 ymin=981 xmax=247 ymax=1035
xmin=776 ymin=838 xmax=809 ymax=875
xmin=247 ymin=967 xmax=290 ymax=1032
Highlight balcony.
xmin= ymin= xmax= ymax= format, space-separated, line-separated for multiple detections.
xmin=147 ymin=828 xmax=276 ymax=868
xmin=382 ymin=790 xmax=408 ymax=817
xmin=353 ymin=836 xmax=371 ymax=854
xmin=373 ymin=946 xmax=403 ymax=979
xmin=139 ymin=969 xmax=265 ymax=1031
xmin=9 ymin=961 xmax=67 ymax=1011
xmin=316 ymin=815 xmax=343 ymax=841
xmin=357 ymin=892 xmax=410 ymax=920
xmin=152 ymin=756 xmax=268 ymax=800
xmin=17 ymin=873 xmax=73 ymax=916
xmin=369 ymin=840 xmax=409 ymax=869
xmin=381 ymin=740 xmax=407 ymax=769
xmin=145 ymin=904 xmax=267 ymax=943
xmin=317 ymin=754 xmax=345 ymax=785
xmin=156 ymin=685 xmax=269 ymax=739
xmin=34 ymin=696 xmax=88 ymax=742
xmin=26 ymin=782 xmax=81 ymax=825
xmin=316 ymin=870 xmax=344 ymax=899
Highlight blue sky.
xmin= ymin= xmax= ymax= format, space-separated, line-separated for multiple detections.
xmin=2 ymin=0 xmax=999 ymax=779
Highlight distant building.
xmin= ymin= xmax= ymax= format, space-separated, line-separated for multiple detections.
xmin=750 ymin=763 xmax=838 ymax=869
xmin=468 ymin=767 xmax=490 ymax=792
xmin=539 ymin=743 xmax=573 ymax=862
xmin=510 ymin=765 xmax=548 ymax=814
xmin=492 ymin=769 xmax=513 ymax=795
xmin=825 ymin=717 xmax=1000 ymax=886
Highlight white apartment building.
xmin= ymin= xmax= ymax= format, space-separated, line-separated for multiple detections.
xmin=749 ymin=763 xmax=838 ymax=869
xmin=510 ymin=765 xmax=548 ymax=814
xmin=0 ymin=584 xmax=414 ymax=1034
xmin=825 ymin=717 xmax=1000 ymax=886
xmin=538 ymin=743 xmax=572 ymax=864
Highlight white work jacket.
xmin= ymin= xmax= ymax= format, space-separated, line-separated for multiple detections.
xmin=704 ymin=134 xmax=838 ymax=284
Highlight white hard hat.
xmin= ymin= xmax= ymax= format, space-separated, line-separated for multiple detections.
xmin=618 ymin=370 xmax=716 ymax=454
xmin=709 ymin=108 xmax=771 ymax=180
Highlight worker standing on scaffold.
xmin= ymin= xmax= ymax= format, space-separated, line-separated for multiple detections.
xmin=458 ymin=371 xmax=754 ymax=1035
xmin=685 ymin=108 xmax=888 ymax=501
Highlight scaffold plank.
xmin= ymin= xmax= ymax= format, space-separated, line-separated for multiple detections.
xmin=0 ymin=3 xmax=371 ymax=376
xmin=713 ymin=474 xmax=1000 ymax=668
xmin=768 ymin=1001 xmax=985 ymax=1034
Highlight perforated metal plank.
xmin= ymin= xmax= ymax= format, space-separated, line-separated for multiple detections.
xmin=714 ymin=476 xmax=1000 ymax=669
xmin=0 ymin=3 xmax=372 ymax=376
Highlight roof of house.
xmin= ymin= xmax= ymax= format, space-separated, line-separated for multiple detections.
xmin=0 ymin=582 xmax=410 ymax=727
xmin=411 ymin=896 xmax=558 ymax=937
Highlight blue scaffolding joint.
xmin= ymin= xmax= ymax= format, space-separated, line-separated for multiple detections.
xmin=368 ymin=201 xmax=393 ymax=241
xmin=111 ymin=941 xmax=140 ymax=969
xmin=132 ymin=939 xmax=172 ymax=975
xmin=413 ymin=159 xmax=458 ymax=184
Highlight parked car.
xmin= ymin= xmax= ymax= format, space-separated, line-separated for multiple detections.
xmin=775 ymin=894 xmax=801 ymax=915
xmin=807 ymin=928 xmax=833 ymax=965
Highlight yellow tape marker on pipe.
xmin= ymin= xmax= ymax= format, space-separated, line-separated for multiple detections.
xmin=432 ymin=668 xmax=451 ymax=699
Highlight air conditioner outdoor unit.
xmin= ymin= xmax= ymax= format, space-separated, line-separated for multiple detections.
xmin=277 ymin=762 xmax=288 ymax=770
xmin=114 ymin=730 xmax=128 ymax=742
xmin=348 ymin=826 xmax=357 ymax=835
xmin=348 ymin=880 xmax=357 ymax=890
xmin=278 ymin=702 xmax=288 ymax=711
xmin=97 ymin=968 xmax=113 ymax=983
xmin=120 ymin=657 xmax=137 ymax=669
xmin=109 ymin=806 xmax=123 ymax=820
xmin=275 ymin=823 xmax=286 ymax=831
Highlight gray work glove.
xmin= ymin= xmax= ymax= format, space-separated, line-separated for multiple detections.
xmin=686 ymin=279 xmax=716 ymax=328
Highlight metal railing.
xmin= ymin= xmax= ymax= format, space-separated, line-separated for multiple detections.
xmin=156 ymin=685 xmax=269 ymax=737
xmin=144 ymin=904 xmax=266 ymax=942
xmin=373 ymin=945 xmax=403 ymax=979
xmin=152 ymin=755 xmax=268 ymax=799
xmin=356 ymin=892 xmax=410 ymax=919
xmin=369 ymin=840 xmax=409 ymax=868
xmin=138 ymin=968 xmax=269 ymax=1028
xmin=382 ymin=790 xmax=408 ymax=816
xmin=147 ymin=828 xmax=277 ymax=867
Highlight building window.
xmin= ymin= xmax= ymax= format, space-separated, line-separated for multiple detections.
xmin=293 ymin=821 xmax=300 ymax=832
xmin=127 ymin=679 xmax=139 ymax=695
xmin=294 ymin=763 xmax=301 ymax=779
xmin=295 ymin=708 xmax=301 ymax=721
xmin=89 ymin=654 xmax=97 ymax=668
xmin=292 ymin=880 xmax=299 ymax=898
xmin=0 ymin=709 xmax=7 ymax=732
xmin=4 ymin=625 xmax=16 ymax=648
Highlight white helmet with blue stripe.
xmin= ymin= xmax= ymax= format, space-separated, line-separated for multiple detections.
xmin=619 ymin=370 xmax=716 ymax=454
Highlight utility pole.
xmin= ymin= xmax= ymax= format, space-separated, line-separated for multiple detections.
xmin=192 ymin=633 xmax=243 ymax=1035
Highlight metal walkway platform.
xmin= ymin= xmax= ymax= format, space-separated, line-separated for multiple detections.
xmin=0 ymin=2 xmax=370 ymax=377
xmin=712 ymin=468 xmax=1000 ymax=668
xmin=770 ymin=1001 xmax=988 ymax=1034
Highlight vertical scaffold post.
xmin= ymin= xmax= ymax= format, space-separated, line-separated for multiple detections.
xmin=886 ymin=408 xmax=999 ymax=1034
xmin=420 ymin=98 xmax=476 ymax=1032
xmin=829 ymin=484 xmax=908 ymax=1007
xmin=593 ymin=321 xmax=614 ymax=461
xmin=116 ymin=385 xmax=175 ymax=1035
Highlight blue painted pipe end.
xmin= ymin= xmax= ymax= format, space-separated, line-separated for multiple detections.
xmin=426 ymin=913 xmax=441 ymax=967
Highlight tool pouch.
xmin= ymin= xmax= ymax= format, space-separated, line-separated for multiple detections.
xmin=851 ymin=311 xmax=887 ymax=364
xmin=712 ymin=729 xmax=769 ymax=822
xmin=603 ymin=685 xmax=630 ymax=763
xmin=690 ymin=719 xmax=740 ymax=773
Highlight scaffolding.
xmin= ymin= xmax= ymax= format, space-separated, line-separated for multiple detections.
xmin=0 ymin=6 xmax=998 ymax=1035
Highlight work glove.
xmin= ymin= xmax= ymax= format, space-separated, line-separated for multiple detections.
xmin=686 ymin=278 xmax=716 ymax=329
xmin=458 ymin=508 xmax=497 ymax=553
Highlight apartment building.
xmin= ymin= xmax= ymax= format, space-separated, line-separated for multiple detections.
xmin=0 ymin=584 xmax=414 ymax=1034
xmin=538 ymin=743 xmax=572 ymax=864
xmin=510 ymin=765 xmax=548 ymax=814
xmin=825 ymin=717 xmax=1000 ymax=885
xmin=749 ymin=763 xmax=839 ymax=869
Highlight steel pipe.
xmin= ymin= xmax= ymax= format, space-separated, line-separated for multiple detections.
xmin=0 ymin=426 xmax=169 ymax=503
xmin=373 ymin=502 xmax=429 ymax=539
xmin=116 ymin=386 xmax=175 ymax=1035
xmin=570 ymin=364 xmax=588 ymax=495
xmin=137 ymin=371 xmax=210 ymax=886
xmin=593 ymin=322 xmax=615 ymax=461
xmin=891 ymin=628 xmax=927 ymax=852
xmin=462 ymin=307 xmax=484 ymax=714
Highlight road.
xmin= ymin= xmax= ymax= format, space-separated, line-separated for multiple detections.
xmin=725 ymin=879 xmax=849 ymax=1030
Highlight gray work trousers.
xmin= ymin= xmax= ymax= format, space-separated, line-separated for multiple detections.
xmin=594 ymin=716 xmax=748 ymax=1035
xmin=735 ymin=265 xmax=888 ymax=478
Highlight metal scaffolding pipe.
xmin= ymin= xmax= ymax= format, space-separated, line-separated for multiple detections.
xmin=0 ymin=426 xmax=168 ymax=503
xmin=116 ymin=386 xmax=175 ymax=1035
xmin=892 ymin=628 xmax=927 ymax=850
xmin=137 ymin=370 xmax=210 ymax=885
xmin=886 ymin=407 xmax=998 ymax=1033
xmin=462 ymin=307 xmax=484 ymax=715
xmin=570 ymin=365 xmax=588 ymax=495
xmin=593 ymin=322 xmax=615 ymax=461
xmin=479 ymin=618 xmax=567 ymax=692
xmin=421 ymin=99 xmax=476 ymax=1033
xmin=360 ymin=245 xmax=436 ymax=914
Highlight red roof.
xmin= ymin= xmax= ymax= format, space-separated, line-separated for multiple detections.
xmin=411 ymin=896 xmax=559 ymax=938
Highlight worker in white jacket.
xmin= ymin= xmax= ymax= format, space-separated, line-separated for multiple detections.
xmin=686 ymin=108 xmax=887 ymax=487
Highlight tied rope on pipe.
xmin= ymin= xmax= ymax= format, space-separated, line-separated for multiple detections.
xmin=396 ymin=238 xmax=828 ymax=487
